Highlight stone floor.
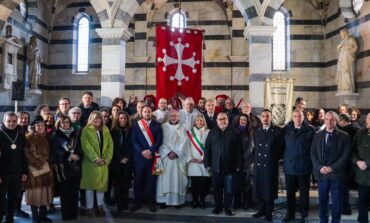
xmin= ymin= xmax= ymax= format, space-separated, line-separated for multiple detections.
xmin=13 ymin=198 xmax=361 ymax=223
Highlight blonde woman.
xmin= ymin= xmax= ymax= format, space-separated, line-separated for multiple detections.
xmin=80 ymin=111 xmax=113 ymax=217
xmin=186 ymin=115 xmax=210 ymax=209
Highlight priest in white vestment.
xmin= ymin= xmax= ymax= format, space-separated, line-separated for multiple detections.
xmin=179 ymin=97 xmax=200 ymax=131
xmin=156 ymin=110 xmax=189 ymax=207
xmin=153 ymin=98 xmax=169 ymax=123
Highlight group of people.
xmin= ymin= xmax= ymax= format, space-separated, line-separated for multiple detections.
xmin=0 ymin=92 xmax=369 ymax=223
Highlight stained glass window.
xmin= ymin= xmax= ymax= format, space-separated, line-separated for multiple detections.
xmin=272 ymin=11 xmax=286 ymax=71
xmin=353 ymin=0 xmax=364 ymax=14
xmin=77 ymin=17 xmax=89 ymax=72
xmin=171 ymin=12 xmax=186 ymax=31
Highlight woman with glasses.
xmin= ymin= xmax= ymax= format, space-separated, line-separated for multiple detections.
xmin=80 ymin=111 xmax=113 ymax=217
xmin=51 ymin=115 xmax=81 ymax=220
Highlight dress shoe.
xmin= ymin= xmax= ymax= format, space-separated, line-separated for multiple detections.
xmin=283 ymin=214 xmax=295 ymax=222
xmin=199 ymin=201 xmax=206 ymax=209
xmin=130 ymin=204 xmax=142 ymax=212
xmin=174 ymin=205 xmax=182 ymax=209
xmin=14 ymin=210 xmax=30 ymax=218
xmin=86 ymin=208 xmax=95 ymax=218
xmin=148 ymin=204 xmax=157 ymax=212
xmin=265 ymin=214 xmax=272 ymax=222
xmin=252 ymin=211 xmax=265 ymax=218
xmin=191 ymin=201 xmax=198 ymax=209
xmin=212 ymin=208 xmax=222 ymax=215
xmin=224 ymin=209 xmax=233 ymax=216
xmin=341 ymin=209 xmax=352 ymax=215
xmin=95 ymin=206 xmax=105 ymax=217
xmin=40 ymin=217 xmax=52 ymax=223
xmin=301 ymin=216 xmax=309 ymax=223
xmin=160 ymin=203 xmax=167 ymax=209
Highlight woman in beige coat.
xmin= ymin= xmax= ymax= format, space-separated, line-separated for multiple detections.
xmin=24 ymin=116 xmax=54 ymax=223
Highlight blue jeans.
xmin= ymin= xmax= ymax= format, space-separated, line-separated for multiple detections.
xmin=318 ymin=179 xmax=343 ymax=223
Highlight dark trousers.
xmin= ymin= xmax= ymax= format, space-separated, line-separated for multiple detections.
xmin=0 ymin=174 xmax=22 ymax=221
xmin=191 ymin=176 xmax=210 ymax=202
xmin=212 ymin=172 xmax=233 ymax=210
xmin=285 ymin=174 xmax=310 ymax=218
xmin=341 ymin=181 xmax=351 ymax=212
xmin=60 ymin=178 xmax=80 ymax=220
xmin=133 ymin=162 xmax=157 ymax=205
xmin=318 ymin=179 xmax=343 ymax=223
xmin=256 ymin=199 xmax=274 ymax=216
xmin=357 ymin=184 xmax=370 ymax=223
xmin=234 ymin=171 xmax=253 ymax=208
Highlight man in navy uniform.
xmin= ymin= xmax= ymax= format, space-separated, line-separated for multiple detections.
xmin=131 ymin=106 xmax=163 ymax=212
xmin=252 ymin=109 xmax=283 ymax=222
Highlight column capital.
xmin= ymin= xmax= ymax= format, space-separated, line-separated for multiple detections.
xmin=243 ymin=25 xmax=276 ymax=39
xmin=95 ymin=27 xmax=132 ymax=41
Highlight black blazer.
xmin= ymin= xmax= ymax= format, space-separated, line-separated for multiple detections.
xmin=310 ymin=129 xmax=351 ymax=181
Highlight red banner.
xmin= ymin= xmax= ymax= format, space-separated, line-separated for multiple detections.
xmin=156 ymin=25 xmax=203 ymax=103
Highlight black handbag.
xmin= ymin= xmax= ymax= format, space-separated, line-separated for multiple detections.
xmin=53 ymin=161 xmax=81 ymax=183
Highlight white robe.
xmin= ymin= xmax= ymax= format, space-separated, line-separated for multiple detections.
xmin=156 ymin=122 xmax=189 ymax=205
xmin=179 ymin=109 xmax=201 ymax=131
xmin=153 ymin=109 xmax=169 ymax=123
xmin=187 ymin=127 xmax=210 ymax=177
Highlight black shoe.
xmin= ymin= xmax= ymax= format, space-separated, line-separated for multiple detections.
xmin=341 ymin=209 xmax=352 ymax=215
xmin=130 ymin=204 xmax=141 ymax=212
xmin=283 ymin=214 xmax=295 ymax=222
xmin=191 ymin=201 xmax=198 ymax=209
xmin=174 ymin=205 xmax=182 ymax=209
xmin=14 ymin=210 xmax=30 ymax=218
xmin=252 ymin=211 xmax=265 ymax=218
xmin=148 ymin=204 xmax=156 ymax=212
xmin=40 ymin=217 xmax=52 ymax=223
xmin=199 ymin=201 xmax=206 ymax=209
xmin=301 ymin=217 xmax=308 ymax=223
xmin=47 ymin=204 xmax=55 ymax=214
xmin=160 ymin=203 xmax=167 ymax=209
xmin=212 ymin=208 xmax=222 ymax=215
xmin=225 ymin=209 xmax=233 ymax=216
xmin=265 ymin=214 xmax=272 ymax=222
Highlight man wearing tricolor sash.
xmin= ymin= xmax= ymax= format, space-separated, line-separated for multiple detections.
xmin=131 ymin=106 xmax=163 ymax=212
xmin=156 ymin=110 xmax=189 ymax=208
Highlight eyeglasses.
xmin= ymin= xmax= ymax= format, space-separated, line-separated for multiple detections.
xmin=217 ymin=118 xmax=228 ymax=121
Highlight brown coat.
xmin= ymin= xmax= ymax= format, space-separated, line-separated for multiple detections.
xmin=24 ymin=133 xmax=54 ymax=189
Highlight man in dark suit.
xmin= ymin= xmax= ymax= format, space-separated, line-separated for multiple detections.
xmin=311 ymin=111 xmax=351 ymax=223
xmin=204 ymin=99 xmax=217 ymax=129
xmin=0 ymin=112 xmax=28 ymax=223
xmin=131 ymin=106 xmax=163 ymax=212
xmin=204 ymin=112 xmax=242 ymax=216
xmin=252 ymin=109 xmax=283 ymax=222
xmin=282 ymin=109 xmax=315 ymax=223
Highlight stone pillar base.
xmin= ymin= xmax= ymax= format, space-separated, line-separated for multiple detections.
xmin=335 ymin=92 xmax=360 ymax=107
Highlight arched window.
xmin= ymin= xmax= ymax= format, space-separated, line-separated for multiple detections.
xmin=77 ymin=16 xmax=90 ymax=72
xmin=171 ymin=12 xmax=185 ymax=29
xmin=272 ymin=11 xmax=287 ymax=71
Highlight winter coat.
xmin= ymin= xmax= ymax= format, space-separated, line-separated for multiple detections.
xmin=282 ymin=121 xmax=315 ymax=175
xmin=80 ymin=125 xmax=113 ymax=192
xmin=352 ymin=128 xmax=370 ymax=186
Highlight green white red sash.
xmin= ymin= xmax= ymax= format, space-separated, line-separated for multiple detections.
xmin=187 ymin=128 xmax=205 ymax=158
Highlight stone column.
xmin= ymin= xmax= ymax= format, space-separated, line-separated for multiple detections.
xmin=95 ymin=27 xmax=132 ymax=106
xmin=244 ymin=25 xmax=276 ymax=114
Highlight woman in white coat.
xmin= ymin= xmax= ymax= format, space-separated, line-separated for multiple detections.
xmin=186 ymin=115 xmax=211 ymax=209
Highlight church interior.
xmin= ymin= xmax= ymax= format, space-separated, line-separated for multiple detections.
xmin=0 ymin=0 xmax=369 ymax=112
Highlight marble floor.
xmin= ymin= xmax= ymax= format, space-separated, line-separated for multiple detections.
xmin=12 ymin=199 xmax=361 ymax=223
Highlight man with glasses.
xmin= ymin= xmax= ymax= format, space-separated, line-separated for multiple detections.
xmin=56 ymin=97 xmax=71 ymax=118
xmin=0 ymin=112 xmax=28 ymax=223
xmin=252 ymin=109 xmax=283 ymax=222
xmin=204 ymin=112 xmax=242 ymax=216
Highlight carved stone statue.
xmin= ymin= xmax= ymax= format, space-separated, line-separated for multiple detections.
xmin=27 ymin=36 xmax=41 ymax=90
xmin=336 ymin=28 xmax=358 ymax=93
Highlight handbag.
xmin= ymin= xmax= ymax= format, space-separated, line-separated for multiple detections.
xmin=28 ymin=162 xmax=50 ymax=177
xmin=53 ymin=161 xmax=81 ymax=183
xmin=152 ymin=152 xmax=164 ymax=175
